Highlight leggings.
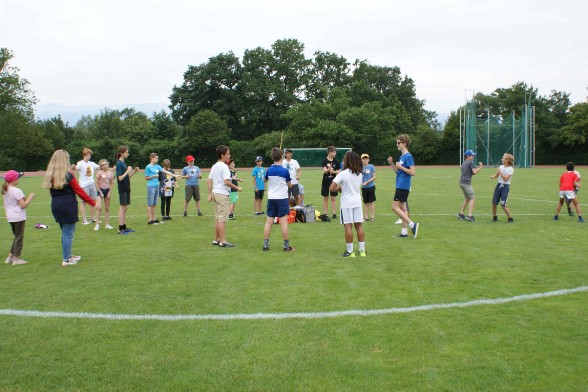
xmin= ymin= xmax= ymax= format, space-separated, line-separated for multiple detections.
xmin=160 ymin=196 xmax=172 ymax=217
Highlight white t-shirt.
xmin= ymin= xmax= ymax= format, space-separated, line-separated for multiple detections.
xmin=282 ymin=159 xmax=300 ymax=184
xmin=208 ymin=161 xmax=231 ymax=195
xmin=76 ymin=160 xmax=100 ymax=188
xmin=332 ymin=169 xmax=362 ymax=209
xmin=498 ymin=165 xmax=514 ymax=185
xmin=3 ymin=186 xmax=26 ymax=222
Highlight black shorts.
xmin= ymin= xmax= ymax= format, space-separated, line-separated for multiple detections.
xmin=119 ymin=191 xmax=131 ymax=206
xmin=321 ymin=180 xmax=338 ymax=197
xmin=393 ymin=188 xmax=410 ymax=203
xmin=362 ymin=186 xmax=376 ymax=203
xmin=100 ymin=188 xmax=110 ymax=198
xmin=254 ymin=190 xmax=265 ymax=200
xmin=289 ymin=184 xmax=300 ymax=198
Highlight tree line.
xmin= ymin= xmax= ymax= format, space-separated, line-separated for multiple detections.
xmin=1 ymin=41 xmax=587 ymax=171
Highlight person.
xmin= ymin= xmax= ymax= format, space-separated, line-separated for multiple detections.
xmin=115 ymin=146 xmax=140 ymax=235
xmin=181 ymin=155 xmax=203 ymax=217
xmin=330 ymin=151 xmax=366 ymax=257
xmin=282 ymin=149 xmax=302 ymax=206
xmin=159 ymin=158 xmax=179 ymax=221
xmin=321 ymin=146 xmax=341 ymax=221
xmin=94 ymin=159 xmax=115 ymax=230
xmin=262 ymin=147 xmax=295 ymax=252
xmin=2 ymin=170 xmax=35 ymax=265
xmin=75 ymin=148 xmax=100 ymax=225
xmin=43 ymin=149 xmax=100 ymax=266
xmin=490 ymin=153 xmax=515 ymax=223
xmin=361 ymin=153 xmax=377 ymax=222
xmin=207 ymin=145 xmax=242 ymax=247
xmin=564 ymin=166 xmax=581 ymax=216
xmin=457 ymin=150 xmax=483 ymax=222
xmin=554 ymin=162 xmax=584 ymax=222
xmin=387 ymin=134 xmax=419 ymax=238
xmin=228 ymin=160 xmax=242 ymax=220
xmin=252 ymin=156 xmax=266 ymax=215
xmin=145 ymin=153 xmax=178 ymax=225
xmin=298 ymin=183 xmax=305 ymax=206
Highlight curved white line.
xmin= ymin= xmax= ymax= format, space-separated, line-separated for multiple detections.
xmin=1 ymin=286 xmax=586 ymax=321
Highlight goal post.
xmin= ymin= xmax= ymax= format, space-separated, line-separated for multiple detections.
xmin=283 ymin=147 xmax=352 ymax=167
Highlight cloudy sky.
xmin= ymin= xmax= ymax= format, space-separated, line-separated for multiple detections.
xmin=2 ymin=0 xmax=587 ymax=122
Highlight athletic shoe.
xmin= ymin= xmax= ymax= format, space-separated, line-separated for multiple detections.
xmin=218 ymin=242 xmax=235 ymax=248
xmin=358 ymin=250 xmax=367 ymax=257
xmin=153 ymin=220 xmax=161 ymax=224
xmin=125 ymin=228 xmax=136 ymax=233
xmin=395 ymin=218 xmax=403 ymax=224
xmin=167 ymin=216 xmax=172 ymax=220
xmin=322 ymin=214 xmax=331 ymax=222
xmin=61 ymin=259 xmax=77 ymax=266
xmin=364 ymin=217 xmax=369 ymax=221
xmin=397 ymin=234 xmax=409 ymax=238
xmin=229 ymin=214 xmax=235 ymax=220
xmin=183 ymin=211 xmax=188 ymax=217
xmin=342 ymin=251 xmax=356 ymax=257
xmin=118 ymin=230 xmax=130 ymax=235
xmin=465 ymin=215 xmax=475 ymax=222
xmin=11 ymin=258 xmax=29 ymax=265
xmin=259 ymin=211 xmax=265 ymax=215
xmin=568 ymin=207 xmax=573 ymax=216
xmin=553 ymin=215 xmax=559 ymax=221
xmin=370 ymin=218 xmax=375 ymax=222
xmin=579 ymin=217 xmax=585 ymax=223
xmin=148 ymin=220 xmax=158 ymax=225
xmin=94 ymin=224 xmax=99 ymax=231
xmin=255 ymin=212 xmax=260 ymax=215
xmin=91 ymin=218 xmax=96 ymax=223
xmin=82 ymin=220 xmax=91 ymax=225
xmin=262 ymin=246 xmax=270 ymax=251
xmin=332 ymin=214 xmax=337 ymax=220
xmin=507 ymin=218 xmax=514 ymax=223
xmin=284 ymin=246 xmax=296 ymax=252
xmin=69 ymin=255 xmax=81 ymax=261
xmin=105 ymin=224 xmax=114 ymax=229
xmin=457 ymin=213 xmax=465 ymax=221
xmin=198 ymin=212 xmax=204 ymax=216
xmin=5 ymin=255 xmax=12 ymax=264
xmin=411 ymin=222 xmax=420 ymax=238
xmin=492 ymin=216 xmax=498 ymax=222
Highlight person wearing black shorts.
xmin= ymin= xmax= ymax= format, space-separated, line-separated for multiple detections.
xmin=321 ymin=146 xmax=340 ymax=221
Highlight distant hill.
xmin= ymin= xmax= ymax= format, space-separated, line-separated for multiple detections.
xmin=35 ymin=103 xmax=170 ymax=125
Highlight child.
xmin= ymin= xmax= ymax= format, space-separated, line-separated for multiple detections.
xmin=564 ymin=166 xmax=581 ymax=216
xmin=94 ymin=159 xmax=115 ymax=230
xmin=252 ymin=156 xmax=266 ymax=215
xmin=207 ymin=145 xmax=242 ymax=247
xmin=298 ymin=183 xmax=305 ymax=206
xmin=228 ymin=160 xmax=242 ymax=220
xmin=262 ymin=147 xmax=295 ymax=252
xmin=43 ymin=150 xmax=100 ymax=266
xmin=387 ymin=134 xmax=419 ymax=238
xmin=458 ymin=150 xmax=483 ymax=222
xmin=159 ymin=159 xmax=179 ymax=220
xmin=75 ymin=148 xmax=100 ymax=225
xmin=2 ymin=170 xmax=35 ymax=265
xmin=145 ymin=153 xmax=179 ymax=225
xmin=330 ymin=151 xmax=366 ymax=257
xmin=181 ymin=155 xmax=203 ymax=217
xmin=282 ymin=149 xmax=302 ymax=206
xmin=554 ymin=162 xmax=584 ymax=222
xmin=321 ymin=146 xmax=341 ymax=221
xmin=116 ymin=146 xmax=140 ymax=235
xmin=361 ymin=153 xmax=377 ymax=222
xmin=490 ymin=153 xmax=515 ymax=223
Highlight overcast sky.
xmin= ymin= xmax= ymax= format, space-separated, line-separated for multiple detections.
xmin=2 ymin=0 xmax=587 ymax=121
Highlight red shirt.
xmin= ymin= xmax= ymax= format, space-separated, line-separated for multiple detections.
xmin=560 ymin=171 xmax=579 ymax=191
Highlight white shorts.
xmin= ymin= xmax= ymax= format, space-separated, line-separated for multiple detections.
xmin=560 ymin=190 xmax=576 ymax=199
xmin=340 ymin=206 xmax=363 ymax=224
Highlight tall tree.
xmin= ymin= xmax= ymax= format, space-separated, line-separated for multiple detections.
xmin=0 ymin=48 xmax=37 ymax=118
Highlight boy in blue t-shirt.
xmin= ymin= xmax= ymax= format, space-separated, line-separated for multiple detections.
xmin=181 ymin=155 xmax=203 ymax=217
xmin=387 ymin=135 xmax=419 ymax=238
xmin=145 ymin=153 xmax=178 ymax=225
xmin=361 ymin=153 xmax=377 ymax=221
xmin=252 ymin=156 xmax=266 ymax=215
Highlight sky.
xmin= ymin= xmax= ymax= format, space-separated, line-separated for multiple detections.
xmin=2 ymin=0 xmax=587 ymax=123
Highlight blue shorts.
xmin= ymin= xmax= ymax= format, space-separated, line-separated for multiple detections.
xmin=267 ymin=199 xmax=290 ymax=218
xmin=492 ymin=183 xmax=510 ymax=206
xmin=147 ymin=186 xmax=159 ymax=206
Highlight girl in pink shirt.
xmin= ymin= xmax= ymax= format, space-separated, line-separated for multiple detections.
xmin=2 ymin=170 xmax=35 ymax=265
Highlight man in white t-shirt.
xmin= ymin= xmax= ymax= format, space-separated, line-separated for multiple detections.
xmin=207 ymin=145 xmax=242 ymax=247
xmin=75 ymin=148 xmax=100 ymax=224
xmin=282 ymin=149 xmax=301 ymax=205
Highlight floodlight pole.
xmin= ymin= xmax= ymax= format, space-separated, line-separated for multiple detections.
xmin=487 ymin=109 xmax=490 ymax=166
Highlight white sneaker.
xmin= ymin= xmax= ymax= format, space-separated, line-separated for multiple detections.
xmin=69 ymin=255 xmax=82 ymax=262
xmin=82 ymin=220 xmax=91 ymax=225
xmin=62 ymin=259 xmax=78 ymax=266
xmin=11 ymin=258 xmax=29 ymax=265
xmin=94 ymin=224 xmax=100 ymax=231
xmin=104 ymin=224 xmax=114 ymax=229
xmin=395 ymin=218 xmax=403 ymax=224
xmin=5 ymin=255 xmax=12 ymax=264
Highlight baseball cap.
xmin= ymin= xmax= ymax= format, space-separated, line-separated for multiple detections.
xmin=3 ymin=170 xmax=24 ymax=183
xmin=361 ymin=153 xmax=369 ymax=159
xmin=464 ymin=150 xmax=477 ymax=157
xmin=255 ymin=156 xmax=263 ymax=162
xmin=186 ymin=155 xmax=195 ymax=162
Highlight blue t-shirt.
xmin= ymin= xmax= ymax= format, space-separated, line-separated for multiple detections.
xmin=396 ymin=152 xmax=414 ymax=190
xmin=145 ymin=164 xmax=162 ymax=187
xmin=265 ymin=164 xmax=291 ymax=199
xmin=252 ymin=166 xmax=266 ymax=190
xmin=362 ymin=164 xmax=376 ymax=188
xmin=182 ymin=165 xmax=201 ymax=186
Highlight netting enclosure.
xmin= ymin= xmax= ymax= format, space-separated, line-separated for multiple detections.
xmin=282 ymin=148 xmax=352 ymax=167
xmin=460 ymin=101 xmax=535 ymax=168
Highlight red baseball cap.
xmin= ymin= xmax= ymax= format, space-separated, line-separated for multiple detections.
xmin=186 ymin=155 xmax=195 ymax=162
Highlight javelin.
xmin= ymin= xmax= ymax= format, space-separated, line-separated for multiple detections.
xmin=279 ymin=130 xmax=284 ymax=150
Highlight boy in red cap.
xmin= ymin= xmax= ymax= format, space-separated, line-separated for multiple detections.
xmin=181 ymin=155 xmax=203 ymax=216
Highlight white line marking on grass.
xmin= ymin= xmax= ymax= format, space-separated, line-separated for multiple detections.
xmin=1 ymin=287 xmax=586 ymax=321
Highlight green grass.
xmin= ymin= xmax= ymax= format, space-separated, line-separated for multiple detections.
xmin=1 ymin=166 xmax=587 ymax=391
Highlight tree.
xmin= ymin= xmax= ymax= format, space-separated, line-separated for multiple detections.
xmin=561 ymin=102 xmax=588 ymax=146
xmin=180 ymin=110 xmax=231 ymax=166
xmin=0 ymin=48 xmax=37 ymax=118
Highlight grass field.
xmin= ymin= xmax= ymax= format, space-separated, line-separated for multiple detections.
xmin=1 ymin=166 xmax=587 ymax=391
